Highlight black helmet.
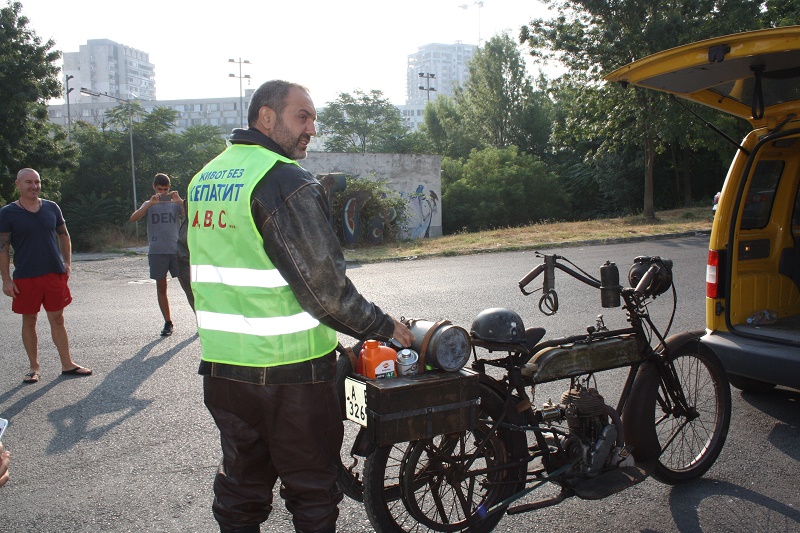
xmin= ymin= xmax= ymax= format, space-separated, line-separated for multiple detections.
xmin=470 ymin=308 xmax=526 ymax=343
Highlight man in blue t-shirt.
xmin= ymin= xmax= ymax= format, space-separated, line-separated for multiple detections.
xmin=130 ymin=173 xmax=184 ymax=336
xmin=0 ymin=168 xmax=92 ymax=384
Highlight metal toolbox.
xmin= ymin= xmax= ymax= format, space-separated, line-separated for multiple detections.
xmin=346 ymin=368 xmax=480 ymax=447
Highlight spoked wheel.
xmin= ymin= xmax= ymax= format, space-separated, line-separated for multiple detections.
xmin=362 ymin=383 xmax=524 ymax=532
xmin=398 ymin=425 xmax=511 ymax=532
xmin=651 ymin=340 xmax=731 ymax=484
xmin=362 ymin=442 xmax=419 ymax=532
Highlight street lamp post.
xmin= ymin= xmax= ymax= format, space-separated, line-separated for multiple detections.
xmin=458 ymin=1 xmax=484 ymax=45
xmin=80 ymin=87 xmax=139 ymax=235
xmin=228 ymin=58 xmax=251 ymax=128
xmin=418 ymin=72 xmax=437 ymax=102
xmin=65 ymin=75 xmax=74 ymax=140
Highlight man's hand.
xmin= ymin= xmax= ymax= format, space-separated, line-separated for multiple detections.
xmin=2 ymin=279 xmax=17 ymax=299
xmin=0 ymin=442 xmax=10 ymax=487
xmin=391 ymin=318 xmax=414 ymax=348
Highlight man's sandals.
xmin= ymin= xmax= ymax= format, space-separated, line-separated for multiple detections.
xmin=23 ymin=366 xmax=92 ymax=383
xmin=61 ymin=366 xmax=92 ymax=377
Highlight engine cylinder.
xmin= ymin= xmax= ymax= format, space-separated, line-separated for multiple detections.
xmin=561 ymin=387 xmax=606 ymax=435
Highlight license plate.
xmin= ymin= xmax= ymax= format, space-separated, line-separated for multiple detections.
xmin=345 ymin=377 xmax=368 ymax=427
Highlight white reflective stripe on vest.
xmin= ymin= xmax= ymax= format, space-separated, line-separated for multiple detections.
xmin=191 ymin=264 xmax=289 ymax=288
xmin=196 ymin=310 xmax=321 ymax=336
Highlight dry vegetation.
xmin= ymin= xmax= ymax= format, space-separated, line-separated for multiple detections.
xmin=343 ymin=207 xmax=714 ymax=263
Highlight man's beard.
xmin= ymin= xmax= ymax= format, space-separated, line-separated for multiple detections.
xmin=273 ymin=118 xmax=309 ymax=160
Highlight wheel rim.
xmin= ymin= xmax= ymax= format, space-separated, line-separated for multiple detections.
xmin=655 ymin=352 xmax=721 ymax=473
xmin=400 ymin=428 xmax=507 ymax=532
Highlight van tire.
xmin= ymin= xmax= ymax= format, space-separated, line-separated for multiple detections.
xmin=728 ymin=373 xmax=776 ymax=393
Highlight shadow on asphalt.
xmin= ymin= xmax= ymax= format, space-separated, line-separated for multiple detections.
xmin=668 ymin=478 xmax=800 ymax=532
xmin=739 ymin=387 xmax=800 ymax=462
xmin=9 ymin=334 xmax=198 ymax=454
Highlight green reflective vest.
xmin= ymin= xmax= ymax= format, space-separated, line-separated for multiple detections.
xmin=187 ymin=143 xmax=337 ymax=367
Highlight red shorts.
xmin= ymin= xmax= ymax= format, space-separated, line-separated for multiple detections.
xmin=11 ymin=273 xmax=73 ymax=315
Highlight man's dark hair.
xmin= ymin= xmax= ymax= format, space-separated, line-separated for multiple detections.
xmin=153 ymin=173 xmax=171 ymax=187
xmin=247 ymin=80 xmax=309 ymax=127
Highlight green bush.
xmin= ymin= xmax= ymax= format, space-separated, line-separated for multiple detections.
xmin=442 ymin=146 xmax=569 ymax=233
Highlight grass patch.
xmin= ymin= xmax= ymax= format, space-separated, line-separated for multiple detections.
xmin=343 ymin=207 xmax=712 ymax=263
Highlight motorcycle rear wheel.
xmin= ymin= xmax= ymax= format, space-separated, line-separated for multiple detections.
xmin=652 ymin=340 xmax=731 ymax=484
xmin=362 ymin=384 xmax=522 ymax=532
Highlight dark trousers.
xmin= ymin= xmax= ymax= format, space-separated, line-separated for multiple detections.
xmin=204 ymin=375 xmax=344 ymax=533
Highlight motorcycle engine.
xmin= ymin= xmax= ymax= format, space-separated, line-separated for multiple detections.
xmin=545 ymin=385 xmax=630 ymax=475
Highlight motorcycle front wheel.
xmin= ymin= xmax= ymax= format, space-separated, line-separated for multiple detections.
xmin=652 ymin=340 xmax=732 ymax=484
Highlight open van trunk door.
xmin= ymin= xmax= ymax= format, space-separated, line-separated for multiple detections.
xmin=604 ymin=26 xmax=800 ymax=129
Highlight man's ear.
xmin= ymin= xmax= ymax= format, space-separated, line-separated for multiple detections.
xmin=258 ymin=106 xmax=277 ymax=132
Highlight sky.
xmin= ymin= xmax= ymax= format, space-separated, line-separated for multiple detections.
xmin=18 ymin=0 xmax=560 ymax=107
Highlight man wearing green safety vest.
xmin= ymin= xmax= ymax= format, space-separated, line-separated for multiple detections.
xmin=184 ymin=80 xmax=414 ymax=533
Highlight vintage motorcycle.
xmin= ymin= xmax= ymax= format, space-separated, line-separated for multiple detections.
xmin=337 ymin=253 xmax=731 ymax=532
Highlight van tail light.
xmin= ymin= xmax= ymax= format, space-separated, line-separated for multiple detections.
xmin=706 ymin=250 xmax=719 ymax=298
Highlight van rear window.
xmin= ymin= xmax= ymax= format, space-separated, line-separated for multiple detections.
xmin=793 ymin=184 xmax=800 ymax=229
xmin=740 ymin=160 xmax=784 ymax=230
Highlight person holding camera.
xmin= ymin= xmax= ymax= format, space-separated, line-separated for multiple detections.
xmin=130 ymin=173 xmax=184 ymax=336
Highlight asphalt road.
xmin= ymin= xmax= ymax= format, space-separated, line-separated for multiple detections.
xmin=0 ymin=235 xmax=798 ymax=532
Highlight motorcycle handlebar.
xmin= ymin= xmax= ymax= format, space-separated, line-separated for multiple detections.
xmin=519 ymin=256 xmax=601 ymax=295
xmin=518 ymin=263 xmax=546 ymax=291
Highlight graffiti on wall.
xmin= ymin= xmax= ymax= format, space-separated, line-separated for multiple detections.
xmin=316 ymin=173 xmax=439 ymax=243
xmin=402 ymin=185 xmax=439 ymax=239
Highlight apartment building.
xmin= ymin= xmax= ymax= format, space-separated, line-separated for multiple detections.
xmin=402 ymin=42 xmax=477 ymax=130
xmin=63 ymin=39 xmax=156 ymax=103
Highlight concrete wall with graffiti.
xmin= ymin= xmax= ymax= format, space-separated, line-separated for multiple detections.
xmin=302 ymin=152 xmax=443 ymax=239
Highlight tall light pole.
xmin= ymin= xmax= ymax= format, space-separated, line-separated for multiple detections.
xmin=458 ymin=1 xmax=484 ymax=45
xmin=64 ymin=75 xmax=74 ymax=140
xmin=80 ymin=87 xmax=139 ymax=235
xmin=228 ymin=58 xmax=251 ymax=128
xmin=418 ymin=72 xmax=437 ymax=102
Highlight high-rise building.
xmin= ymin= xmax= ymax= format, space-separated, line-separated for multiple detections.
xmin=402 ymin=42 xmax=477 ymax=131
xmin=63 ymin=39 xmax=156 ymax=103
xmin=406 ymin=42 xmax=477 ymax=106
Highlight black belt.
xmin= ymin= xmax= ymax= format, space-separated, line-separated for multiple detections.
xmin=198 ymin=350 xmax=337 ymax=385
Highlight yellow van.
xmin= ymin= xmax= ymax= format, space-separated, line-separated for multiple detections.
xmin=606 ymin=26 xmax=800 ymax=392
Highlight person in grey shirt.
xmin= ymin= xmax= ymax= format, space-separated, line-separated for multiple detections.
xmin=130 ymin=173 xmax=184 ymax=336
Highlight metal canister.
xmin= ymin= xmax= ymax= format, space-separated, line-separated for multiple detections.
xmin=396 ymin=348 xmax=419 ymax=376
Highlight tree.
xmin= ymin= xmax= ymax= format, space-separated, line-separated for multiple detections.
xmin=62 ymin=105 xmax=225 ymax=249
xmin=0 ymin=1 xmax=77 ymax=203
xmin=520 ymin=0 xmax=766 ymax=218
xmin=455 ymin=33 xmax=553 ymax=157
xmin=442 ymin=146 xmax=569 ymax=233
xmin=317 ymin=90 xmax=415 ymax=153
xmin=422 ymin=95 xmax=480 ymax=160
xmin=761 ymin=0 xmax=800 ymax=26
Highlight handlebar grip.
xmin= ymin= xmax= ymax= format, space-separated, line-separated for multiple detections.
xmin=519 ymin=263 xmax=546 ymax=291
xmin=634 ymin=264 xmax=659 ymax=295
